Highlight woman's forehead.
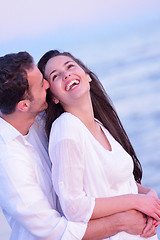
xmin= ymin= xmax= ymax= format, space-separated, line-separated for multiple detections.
xmin=45 ymin=55 xmax=76 ymax=77
xmin=48 ymin=55 xmax=73 ymax=66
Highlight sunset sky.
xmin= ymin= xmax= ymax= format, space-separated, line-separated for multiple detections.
xmin=1 ymin=0 xmax=160 ymax=61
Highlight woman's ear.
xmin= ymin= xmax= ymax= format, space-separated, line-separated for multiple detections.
xmin=52 ymin=96 xmax=59 ymax=104
xmin=17 ymin=99 xmax=30 ymax=112
xmin=86 ymin=73 xmax=92 ymax=82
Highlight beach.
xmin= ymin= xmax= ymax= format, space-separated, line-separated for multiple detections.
xmin=0 ymin=210 xmax=11 ymax=240
xmin=0 ymin=14 xmax=160 ymax=240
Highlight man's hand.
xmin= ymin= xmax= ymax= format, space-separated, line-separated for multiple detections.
xmin=120 ymin=210 xmax=147 ymax=235
xmin=83 ymin=210 xmax=147 ymax=240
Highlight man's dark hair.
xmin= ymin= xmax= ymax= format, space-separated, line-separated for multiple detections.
xmin=0 ymin=51 xmax=34 ymax=114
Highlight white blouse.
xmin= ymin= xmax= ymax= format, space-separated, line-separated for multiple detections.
xmin=49 ymin=112 xmax=158 ymax=240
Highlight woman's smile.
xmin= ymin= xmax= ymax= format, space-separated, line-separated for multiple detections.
xmin=44 ymin=55 xmax=91 ymax=107
xmin=65 ymin=79 xmax=80 ymax=91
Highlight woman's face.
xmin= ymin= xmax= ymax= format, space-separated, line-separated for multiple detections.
xmin=44 ymin=55 xmax=91 ymax=110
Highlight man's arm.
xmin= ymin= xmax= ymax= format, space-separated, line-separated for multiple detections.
xmin=0 ymin=154 xmax=87 ymax=240
xmin=83 ymin=210 xmax=147 ymax=240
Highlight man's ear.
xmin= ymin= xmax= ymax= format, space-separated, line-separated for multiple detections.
xmin=17 ymin=100 xmax=30 ymax=112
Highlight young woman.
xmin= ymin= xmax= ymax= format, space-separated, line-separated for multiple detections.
xmin=38 ymin=50 xmax=160 ymax=239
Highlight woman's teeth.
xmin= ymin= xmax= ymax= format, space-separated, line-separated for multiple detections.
xmin=66 ymin=80 xmax=79 ymax=91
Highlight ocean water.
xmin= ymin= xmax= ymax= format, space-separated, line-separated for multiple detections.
xmin=89 ymin=21 xmax=160 ymax=238
xmin=75 ymin=19 xmax=160 ymax=238
xmin=97 ymin=23 xmax=160 ymax=198
xmin=0 ymin=20 xmax=160 ymax=239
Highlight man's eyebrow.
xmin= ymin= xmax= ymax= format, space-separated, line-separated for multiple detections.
xmin=49 ymin=60 xmax=73 ymax=77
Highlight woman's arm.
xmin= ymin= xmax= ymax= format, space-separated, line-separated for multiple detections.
xmin=136 ymin=182 xmax=159 ymax=198
xmin=136 ymin=182 xmax=151 ymax=194
xmin=91 ymin=193 xmax=160 ymax=221
xmin=50 ymin=139 xmax=95 ymax=223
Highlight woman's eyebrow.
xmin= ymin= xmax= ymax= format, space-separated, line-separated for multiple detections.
xmin=49 ymin=61 xmax=74 ymax=77
xmin=64 ymin=60 xmax=73 ymax=66
xmin=49 ymin=69 xmax=56 ymax=77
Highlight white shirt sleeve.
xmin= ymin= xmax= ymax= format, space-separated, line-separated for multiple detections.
xmin=0 ymin=153 xmax=86 ymax=240
xmin=49 ymin=137 xmax=95 ymax=223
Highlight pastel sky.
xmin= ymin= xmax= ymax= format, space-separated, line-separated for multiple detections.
xmin=1 ymin=0 xmax=160 ymax=60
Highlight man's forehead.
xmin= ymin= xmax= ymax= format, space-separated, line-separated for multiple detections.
xmin=27 ymin=64 xmax=42 ymax=86
xmin=27 ymin=64 xmax=41 ymax=77
xmin=26 ymin=63 xmax=37 ymax=73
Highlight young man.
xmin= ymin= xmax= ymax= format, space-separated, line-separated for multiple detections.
xmin=0 ymin=52 xmax=152 ymax=239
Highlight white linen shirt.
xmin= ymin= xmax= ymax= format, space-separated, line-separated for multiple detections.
xmin=49 ymin=112 xmax=158 ymax=240
xmin=0 ymin=115 xmax=87 ymax=240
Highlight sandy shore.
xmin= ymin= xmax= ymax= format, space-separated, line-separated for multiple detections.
xmin=0 ymin=209 xmax=11 ymax=240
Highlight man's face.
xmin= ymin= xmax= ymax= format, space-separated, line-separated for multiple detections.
xmin=27 ymin=64 xmax=49 ymax=116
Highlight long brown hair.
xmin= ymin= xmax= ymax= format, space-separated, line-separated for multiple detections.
xmin=38 ymin=50 xmax=142 ymax=183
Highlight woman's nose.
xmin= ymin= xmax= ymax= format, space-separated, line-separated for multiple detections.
xmin=63 ymin=71 xmax=71 ymax=80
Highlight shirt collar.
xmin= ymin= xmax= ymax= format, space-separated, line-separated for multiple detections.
xmin=0 ymin=117 xmax=23 ymax=144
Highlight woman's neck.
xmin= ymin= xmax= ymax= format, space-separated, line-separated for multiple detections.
xmin=64 ymin=93 xmax=96 ymax=131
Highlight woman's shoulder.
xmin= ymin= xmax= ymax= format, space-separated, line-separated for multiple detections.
xmin=50 ymin=112 xmax=84 ymax=140
xmin=53 ymin=112 xmax=82 ymax=127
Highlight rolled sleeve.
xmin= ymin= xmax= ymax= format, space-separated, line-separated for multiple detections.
xmin=62 ymin=221 xmax=87 ymax=240
xmin=50 ymin=139 xmax=95 ymax=223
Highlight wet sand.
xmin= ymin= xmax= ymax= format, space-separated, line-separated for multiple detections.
xmin=0 ymin=209 xmax=11 ymax=240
